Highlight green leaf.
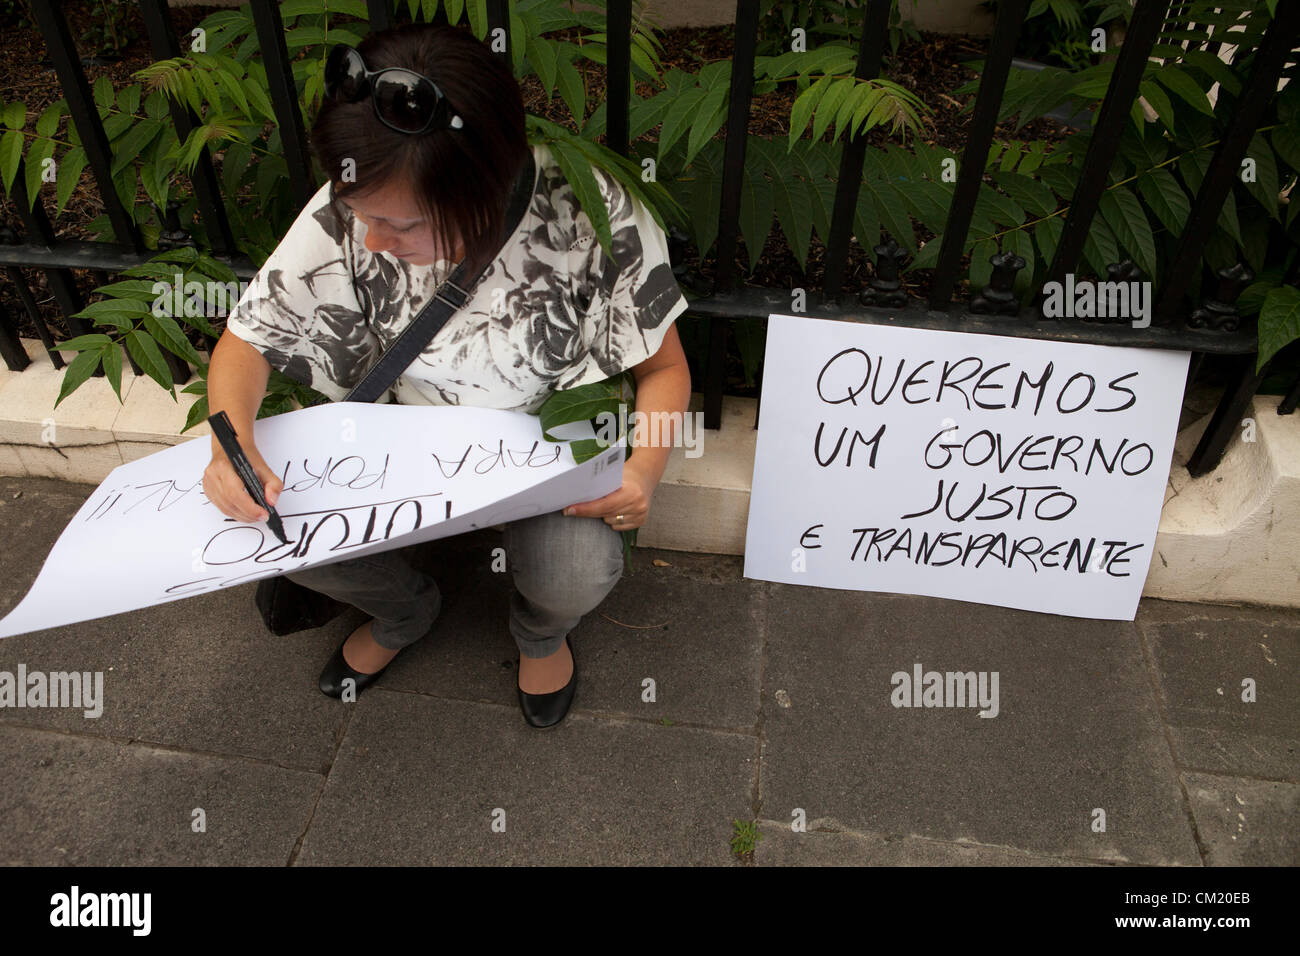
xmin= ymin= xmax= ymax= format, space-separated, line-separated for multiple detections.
xmin=1037 ymin=162 xmax=1077 ymax=199
xmin=970 ymin=238 xmax=997 ymax=292
xmin=502 ymin=9 xmax=527 ymax=76
xmin=144 ymin=312 xmax=204 ymax=365
xmin=853 ymin=179 xmax=880 ymax=254
xmin=0 ymin=128 xmax=21 ymax=194
xmin=280 ymin=0 xmax=329 ymax=16
xmin=861 ymin=179 xmax=915 ymax=252
xmin=684 ymin=66 xmax=730 ymax=166
xmin=812 ymin=77 xmax=855 ymax=144
xmin=1241 ymin=131 xmax=1280 ymax=220
xmin=35 ymin=102 xmax=63 ymax=139
xmin=1258 ymin=285 xmax=1300 ymax=371
xmin=102 ymin=111 xmax=135 ymax=140
xmin=55 ymin=146 xmax=88 ymax=215
xmin=788 ymin=74 xmax=831 ymax=150
xmin=1154 ymin=67 xmax=1214 ymax=116
xmin=56 ymin=333 xmax=115 ymax=352
xmin=526 ymin=34 xmax=558 ymax=101
xmin=1136 ymin=166 xmax=1190 ymax=235
xmin=93 ymin=76 xmax=115 ymax=111
xmin=1098 ymin=188 xmax=1156 ymax=280
xmin=906 ymin=236 xmax=943 ymax=273
xmin=537 ymin=375 xmax=629 ymax=441
xmin=1138 ymin=79 xmax=1175 ymax=133
xmin=24 ymin=138 xmax=55 ymax=205
xmin=242 ymin=69 xmax=277 ymax=124
xmin=54 ymin=349 xmax=103 ymax=409
xmin=658 ymin=83 xmax=707 ymax=166
xmin=102 ymin=343 xmax=124 ymax=401
xmin=737 ymin=170 xmax=773 ymax=271
xmin=975 ymin=183 xmax=1026 ymax=228
xmin=846 ymin=86 xmax=884 ymax=140
xmin=808 ymin=180 xmax=837 ymax=249
xmin=1272 ymin=125 xmax=1300 ymax=173
xmin=1177 ymin=49 xmax=1241 ymax=97
xmin=768 ymin=153 xmax=810 ymax=269
xmin=1 ymin=102 xmax=24 ymax=129
xmin=896 ymin=179 xmax=951 ymax=235
xmin=466 ymin=0 xmax=487 ymax=40
xmin=126 ymin=329 xmax=175 ymax=397
xmin=549 ymin=140 xmax=613 ymax=261
xmin=1177 ymin=144 xmax=1212 ymax=193
xmin=1217 ymin=188 xmax=1242 ymax=246
xmin=1032 ymin=213 xmax=1065 ymax=271
xmin=688 ymin=144 xmax=722 ymax=259
xmin=221 ymin=140 xmax=252 ymax=195
xmin=556 ymin=56 xmax=585 ymax=126
xmin=181 ymin=393 xmax=210 ymax=433
xmin=991 ymin=170 xmax=1057 ymax=218
xmin=73 ymin=300 xmax=150 ymax=330
xmin=110 ymin=119 xmax=163 ymax=176
xmin=1081 ymin=213 xmax=1119 ymax=276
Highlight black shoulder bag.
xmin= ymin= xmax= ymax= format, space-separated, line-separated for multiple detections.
xmin=255 ymin=152 xmax=537 ymax=636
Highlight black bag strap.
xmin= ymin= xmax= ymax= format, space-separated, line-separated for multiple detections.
xmin=343 ymin=150 xmax=537 ymax=403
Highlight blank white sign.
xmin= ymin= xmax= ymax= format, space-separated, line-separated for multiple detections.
xmin=744 ymin=314 xmax=1190 ymax=621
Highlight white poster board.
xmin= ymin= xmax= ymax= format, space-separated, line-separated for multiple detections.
xmin=0 ymin=403 xmax=622 ymax=638
xmin=744 ymin=314 xmax=1190 ymax=621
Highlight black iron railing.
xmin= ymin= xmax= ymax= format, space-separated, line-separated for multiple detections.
xmin=1 ymin=0 xmax=1297 ymax=478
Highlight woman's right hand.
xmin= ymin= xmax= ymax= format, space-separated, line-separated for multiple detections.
xmin=203 ymin=444 xmax=284 ymax=524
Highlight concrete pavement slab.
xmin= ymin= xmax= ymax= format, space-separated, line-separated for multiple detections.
xmin=754 ymin=820 xmax=1096 ymax=865
xmin=368 ymin=536 xmax=764 ymax=732
xmin=295 ymin=688 xmax=755 ymax=865
xmin=0 ymin=477 xmax=364 ymax=770
xmin=0 ymin=724 xmax=321 ymax=865
xmin=757 ymin=585 xmax=1202 ymax=865
xmin=1181 ymin=773 xmax=1300 ymax=865
xmin=1134 ymin=603 xmax=1300 ymax=781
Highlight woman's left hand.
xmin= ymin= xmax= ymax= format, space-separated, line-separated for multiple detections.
xmin=563 ymin=457 xmax=655 ymax=530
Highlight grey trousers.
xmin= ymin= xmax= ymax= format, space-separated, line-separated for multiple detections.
xmin=284 ymin=511 xmax=624 ymax=658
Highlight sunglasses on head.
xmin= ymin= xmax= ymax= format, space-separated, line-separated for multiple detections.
xmin=323 ymin=44 xmax=464 ymax=134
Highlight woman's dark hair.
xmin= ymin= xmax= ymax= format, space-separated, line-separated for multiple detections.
xmin=311 ymin=23 xmax=528 ymax=272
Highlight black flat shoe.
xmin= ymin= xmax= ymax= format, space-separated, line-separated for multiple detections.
xmin=517 ymin=635 xmax=576 ymax=728
xmin=318 ymin=637 xmax=393 ymax=700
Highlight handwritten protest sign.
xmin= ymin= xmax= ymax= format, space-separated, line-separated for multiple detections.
xmin=744 ymin=314 xmax=1190 ymax=621
xmin=0 ymin=403 xmax=621 ymax=639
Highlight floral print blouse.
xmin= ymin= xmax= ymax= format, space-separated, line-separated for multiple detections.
xmin=225 ymin=142 xmax=688 ymax=412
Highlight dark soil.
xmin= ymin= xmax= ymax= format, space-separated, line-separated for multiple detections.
xmin=0 ymin=3 xmax=1078 ymax=387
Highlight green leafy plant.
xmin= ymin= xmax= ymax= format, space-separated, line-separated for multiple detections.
xmin=943 ymin=0 xmax=1300 ymax=375
xmin=537 ymin=372 xmax=639 ymax=564
xmin=730 ymin=819 xmax=762 ymax=860
xmin=755 ymin=0 xmax=921 ymax=60
xmin=83 ymin=0 xmax=138 ymax=59
xmin=981 ymin=0 xmax=1110 ymax=71
xmin=3 ymin=0 xmax=1295 ymax=415
xmin=0 ymin=0 xmax=35 ymax=30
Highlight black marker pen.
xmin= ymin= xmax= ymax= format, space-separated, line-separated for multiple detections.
xmin=207 ymin=410 xmax=288 ymax=544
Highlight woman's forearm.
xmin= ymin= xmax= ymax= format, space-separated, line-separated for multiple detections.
xmin=207 ymin=328 xmax=273 ymax=457
xmin=627 ymin=358 xmax=692 ymax=489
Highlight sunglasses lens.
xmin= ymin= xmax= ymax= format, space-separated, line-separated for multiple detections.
xmin=374 ymin=72 xmax=440 ymax=132
xmin=324 ymin=46 xmax=367 ymax=101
